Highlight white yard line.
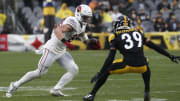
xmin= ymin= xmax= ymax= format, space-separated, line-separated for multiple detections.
xmin=108 ymin=98 xmax=168 ymax=101
xmin=0 ymin=86 xmax=76 ymax=92
xmin=57 ymin=100 xmax=80 ymax=101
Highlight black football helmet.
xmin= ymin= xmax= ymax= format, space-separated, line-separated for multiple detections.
xmin=113 ymin=16 xmax=131 ymax=32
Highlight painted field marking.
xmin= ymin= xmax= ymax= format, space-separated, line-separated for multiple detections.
xmin=108 ymin=98 xmax=168 ymax=101
xmin=0 ymin=86 xmax=76 ymax=92
xmin=57 ymin=100 xmax=80 ymax=101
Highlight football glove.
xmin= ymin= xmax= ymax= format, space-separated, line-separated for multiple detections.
xmin=169 ymin=55 xmax=180 ymax=64
xmin=61 ymin=39 xmax=75 ymax=50
xmin=91 ymin=72 xmax=102 ymax=83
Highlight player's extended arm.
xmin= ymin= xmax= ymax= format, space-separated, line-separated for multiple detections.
xmin=91 ymin=48 xmax=116 ymax=83
xmin=144 ymin=39 xmax=180 ymax=63
xmin=54 ymin=24 xmax=75 ymax=50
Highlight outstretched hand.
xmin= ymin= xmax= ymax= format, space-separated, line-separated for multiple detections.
xmin=170 ymin=55 xmax=180 ymax=64
xmin=91 ymin=72 xmax=101 ymax=83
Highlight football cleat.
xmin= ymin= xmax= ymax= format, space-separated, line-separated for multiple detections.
xmin=144 ymin=92 xmax=150 ymax=101
xmin=83 ymin=94 xmax=94 ymax=101
xmin=6 ymin=82 xmax=17 ymax=98
xmin=50 ymin=88 xmax=65 ymax=97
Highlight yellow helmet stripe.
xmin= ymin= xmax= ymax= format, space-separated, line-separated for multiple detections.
xmin=124 ymin=16 xmax=127 ymax=26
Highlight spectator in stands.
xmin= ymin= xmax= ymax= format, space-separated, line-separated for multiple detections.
xmin=102 ymin=6 xmax=112 ymax=24
xmin=33 ymin=18 xmax=44 ymax=34
xmin=126 ymin=0 xmax=134 ymax=11
xmin=43 ymin=0 xmax=55 ymax=42
xmin=137 ymin=8 xmax=150 ymax=22
xmin=170 ymin=0 xmax=180 ymax=11
xmin=23 ymin=0 xmax=33 ymax=9
xmin=86 ymin=0 xmax=92 ymax=5
xmin=89 ymin=0 xmax=98 ymax=11
xmin=0 ymin=10 xmax=6 ymax=34
xmin=108 ymin=0 xmax=119 ymax=10
xmin=154 ymin=17 xmax=168 ymax=32
xmin=56 ymin=3 xmax=74 ymax=20
xmin=134 ymin=0 xmax=150 ymax=11
xmin=72 ymin=0 xmax=82 ymax=7
xmin=61 ymin=0 xmax=73 ymax=6
xmin=157 ymin=0 xmax=171 ymax=13
xmin=111 ymin=6 xmax=123 ymax=21
xmin=88 ymin=7 xmax=103 ymax=32
xmin=166 ymin=12 xmax=175 ymax=23
xmin=153 ymin=11 xmax=162 ymax=23
xmin=102 ymin=5 xmax=113 ymax=32
xmin=118 ymin=1 xmax=128 ymax=15
xmin=168 ymin=15 xmax=178 ymax=31
xmin=129 ymin=10 xmax=138 ymax=27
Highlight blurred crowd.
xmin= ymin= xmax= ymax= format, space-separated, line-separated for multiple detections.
xmin=1 ymin=0 xmax=180 ymax=34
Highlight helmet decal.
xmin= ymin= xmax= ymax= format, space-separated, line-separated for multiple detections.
xmin=77 ymin=6 xmax=81 ymax=12
xmin=124 ymin=16 xmax=127 ymax=26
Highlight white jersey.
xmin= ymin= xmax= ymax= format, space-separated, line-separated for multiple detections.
xmin=44 ymin=16 xmax=87 ymax=54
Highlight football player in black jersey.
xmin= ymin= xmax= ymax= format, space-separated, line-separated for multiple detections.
xmin=83 ymin=16 xmax=180 ymax=101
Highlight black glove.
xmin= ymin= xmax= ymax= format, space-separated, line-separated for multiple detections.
xmin=169 ymin=55 xmax=180 ymax=64
xmin=91 ymin=72 xmax=102 ymax=83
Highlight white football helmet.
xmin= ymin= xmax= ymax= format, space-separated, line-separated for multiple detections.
xmin=75 ymin=4 xmax=92 ymax=23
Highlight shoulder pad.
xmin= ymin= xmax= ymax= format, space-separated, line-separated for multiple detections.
xmin=63 ymin=16 xmax=81 ymax=34
xmin=138 ymin=29 xmax=144 ymax=34
xmin=136 ymin=27 xmax=144 ymax=34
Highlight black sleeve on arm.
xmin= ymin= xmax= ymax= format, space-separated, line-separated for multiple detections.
xmin=99 ymin=49 xmax=116 ymax=73
xmin=145 ymin=39 xmax=171 ymax=58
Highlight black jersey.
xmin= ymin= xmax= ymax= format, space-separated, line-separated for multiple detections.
xmin=109 ymin=29 xmax=148 ymax=66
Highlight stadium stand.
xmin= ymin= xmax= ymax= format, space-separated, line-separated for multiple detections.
xmin=1 ymin=0 xmax=180 ymax=34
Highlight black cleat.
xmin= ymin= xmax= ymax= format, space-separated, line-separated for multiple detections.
xmin=144 ymin=92 xmax=150 ymax=101
xmin=83 ymin=94 xmax=94 ymax=101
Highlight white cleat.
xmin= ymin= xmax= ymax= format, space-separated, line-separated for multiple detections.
xmin=50 ymin=88 xmax=66 ymax=97
xmin=6 ymin=82 xmax=17 ymax=98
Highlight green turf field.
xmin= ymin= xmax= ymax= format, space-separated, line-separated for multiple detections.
xmin=0 ymin=50 xmax=180 ymax=101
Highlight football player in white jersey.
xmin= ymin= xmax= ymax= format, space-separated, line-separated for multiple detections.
xmin=6 ymin=4 xmax=92 ymax=98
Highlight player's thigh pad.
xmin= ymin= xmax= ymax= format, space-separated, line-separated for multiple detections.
xmin=38 ymin=49 xmax=57 ymax=75
xmin=109 ymin=65 xmax=147 ymax=74
xmin=56 ymin=52 xmax=79 ymax=75
xmin=109 ymin=58 xmax=147 ymax=74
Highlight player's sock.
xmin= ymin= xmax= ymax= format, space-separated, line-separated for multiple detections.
xmin=53 ymin=72 xmax=74 ymax=90
xmin=142 ymin=67 xmax=151 ymax=93
xmin=14 ymin=70 xmax=40 ymax=87
xmin=91 ymin=73 xmax=109 ymax=95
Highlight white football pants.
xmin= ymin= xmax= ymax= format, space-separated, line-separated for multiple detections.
xmin=14 ymin=48 xmax=79 ymax=90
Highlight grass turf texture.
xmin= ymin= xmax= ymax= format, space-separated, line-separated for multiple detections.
xmin=0 ymin=50 xmax=180 ymax=101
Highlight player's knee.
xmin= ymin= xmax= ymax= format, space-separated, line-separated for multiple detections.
xmin=38 ymin=64 xmax=49 ymax=76
xmin=69 ymin=63 xmax=79 ymax=76
xmin=30 ymin=69 xmax=41 ymax=78
xmin=39 ymin=68 xmax=48 ymax=76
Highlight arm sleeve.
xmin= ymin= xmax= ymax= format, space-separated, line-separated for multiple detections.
xmin=63 ymin=17 xmax=77 ymax=32
xmin=100 ymin=49 xmax=116 ymax=73
xmin=143 ymin=36 xmax=171 ymax=58
xmin=99 ymin=38 xmax=117 ymax=73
